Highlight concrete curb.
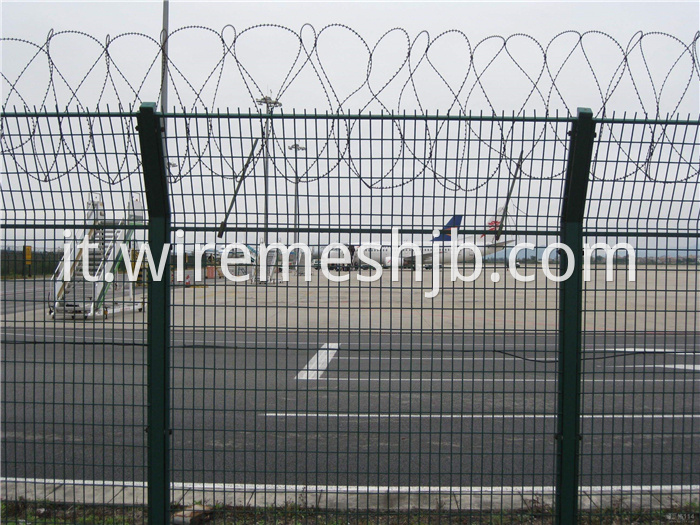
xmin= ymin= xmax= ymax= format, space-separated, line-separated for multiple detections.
xmin=3 ymin=479 xmax=699 ymax=511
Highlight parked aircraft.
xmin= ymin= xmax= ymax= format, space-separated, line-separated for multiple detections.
xmin=404 ymin=210 xmax=515 ymax=268
xmin=354 ymin=210 xmax=515 ymax=270
xmin=352 ymin=154 xmax=522 ymax=270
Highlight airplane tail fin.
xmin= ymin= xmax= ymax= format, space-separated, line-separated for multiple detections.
xmin=479 ymin=206 xmax=508 ymax=245
xmin=432 ymin=215 xmax=462 ymax=241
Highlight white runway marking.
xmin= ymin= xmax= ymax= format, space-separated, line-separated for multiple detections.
xmin=614 ymin=347 xmax=698 ymax=354
xmin=265 ymin=412 xmax=559 ymax=419
xmin=619 ymin=353 xmax=700 ymax=357
xmin=336 ymin=356 xmax=558 ymax=362
xmin=313 ymin=377 xmax=693 ymax=383
xmin=660 ymin=364 xmax=700 ymax=371
xmin=620 ymin=365 xmax=700 ymax=372
xmin=264 ymin=412 xmax=700 ymax=420
xmin=296 ymin=344 xmax=339 ymax=380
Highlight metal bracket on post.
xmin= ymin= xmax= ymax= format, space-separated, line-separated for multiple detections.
xmin=555 ymin=107 xmax=595 ymax=525
xmin=137 ymin=102 xmax=171 ymax=524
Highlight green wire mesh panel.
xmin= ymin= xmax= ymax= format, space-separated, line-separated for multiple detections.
xmin=164 ymin=111 xmax=572 ymax=523
xmin=1 ymin=112 xmax=149 ymax=522
xmin=579 ymin=116 xmax=700 ymax=522
xmin=3 ymin=108 xmax=697 ymax=524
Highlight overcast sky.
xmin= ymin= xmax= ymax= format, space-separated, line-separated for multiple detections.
xmin=4 ymin=1 xmax=697 ymax=42
xmin=2 ymin=1 xmax=698 ymax=251
xmin=2 ymin=1 xmax=699 ymax=114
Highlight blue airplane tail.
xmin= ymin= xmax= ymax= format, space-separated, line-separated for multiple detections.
xmin=431 ymin=215 xmax=462 ymax=241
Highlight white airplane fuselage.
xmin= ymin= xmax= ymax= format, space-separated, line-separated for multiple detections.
xmin=354 ymin=239 xmax=513 ymax=269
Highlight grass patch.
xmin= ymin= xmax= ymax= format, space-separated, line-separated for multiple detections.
xmin=1 ymin=499 xmax=698 ymax=524
xmin=1 ymin=500 xmax=145 ymax=524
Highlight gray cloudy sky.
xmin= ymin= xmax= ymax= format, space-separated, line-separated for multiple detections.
xmin=3 ymin=1 xmax=697 ymax=41
xmin=2 ymin=1 xmax=699 ymax=113
xmin=2 ymin=1 xmax=698 ymax=252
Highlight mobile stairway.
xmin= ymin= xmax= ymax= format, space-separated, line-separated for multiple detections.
xmin=49 ymin=194 xmax=145 ymax=319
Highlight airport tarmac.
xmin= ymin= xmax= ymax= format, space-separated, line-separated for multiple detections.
xmin=2 ymin=265 xmax=698 ymax=512
xmin=4 ymin=265 xmax=697 ymax=333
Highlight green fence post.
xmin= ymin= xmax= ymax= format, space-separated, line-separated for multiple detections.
xmin=555 ymin=107 xmax=596 ymax=524
xmin=137 ymin=102 xmax=171 ymax=524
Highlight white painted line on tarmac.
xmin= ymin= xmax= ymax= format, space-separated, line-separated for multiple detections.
xmin=621 ymin=365 xmax=700 ymax=372
xmin=296 ymin=343 xmax=339 ymax=380
xmin=263 ymin=412 xmax=700 ymax=420
xmin=613 ymin=348 xmax=698 ymax=354
xmin=3 ymin=477 xmax=698 ymax=497
xmin=660 ymin=364 xmax=700 ymax=371
xmin=264 ymin=412 xmax=557 ymax=419
xmin=336 ymin=356 xmax=558 ymax=362
xmin=313 ymin=377 xmax=693 ymax=383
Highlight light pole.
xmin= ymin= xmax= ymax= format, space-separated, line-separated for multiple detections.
xmin=288 ymin=143 xmax=306 ymax=270
xmin=255 ymin=96 xmax=281 ymax=248
xmin=160 ymin=0 xmax=169 ymax=115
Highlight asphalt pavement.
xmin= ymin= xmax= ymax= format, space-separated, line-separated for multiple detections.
xmin=2 ymin=270 xmax=698 ymax=511
xmin=2 ymin=328 xmax=698 ymax=491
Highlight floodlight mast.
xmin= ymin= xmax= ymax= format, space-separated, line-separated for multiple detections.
xmin=288 ymin=143 xmax=306 ymax=269
xmin=256 ymin=96 xmax=282 ymax=247
xmin=160 ymin=0 xmax=169 ymax=116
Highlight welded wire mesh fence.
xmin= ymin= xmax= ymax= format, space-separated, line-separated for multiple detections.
xmin=1 ymin=106 xmax=698 ymax=524
xmin=1 ymin=110 xmax=150 ymax=524
xmin=578 ymin=117 xmax=699 ymax=522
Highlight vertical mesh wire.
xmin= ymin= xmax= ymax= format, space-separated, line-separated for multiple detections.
xmin=2 ymin=109 xmax=698 ymax=524
xmin=164 ymin=111 xmax=570 ymax=523
xmin=1 ymin=111 xmax=149 ymax=522
xmin=579 ymin=116 xmax=699 ymax=522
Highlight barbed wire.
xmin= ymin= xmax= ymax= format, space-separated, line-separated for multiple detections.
xmin=1 ymin=26 xmax=699 ymax=188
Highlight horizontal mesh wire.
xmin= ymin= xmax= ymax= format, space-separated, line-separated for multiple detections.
xmin=578 ymin=118 xmax=699 ymax=522
xmin=165 ymin=112 xmax=570 ymax=523
xmin=1 ymin=113 xmax=150 ymax=522
xmin=2 ymin=108 xmax=698 ymax=523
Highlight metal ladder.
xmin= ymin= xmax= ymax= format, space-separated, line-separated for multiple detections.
xmin=50 ymin=194 xmax=145 ymax=319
